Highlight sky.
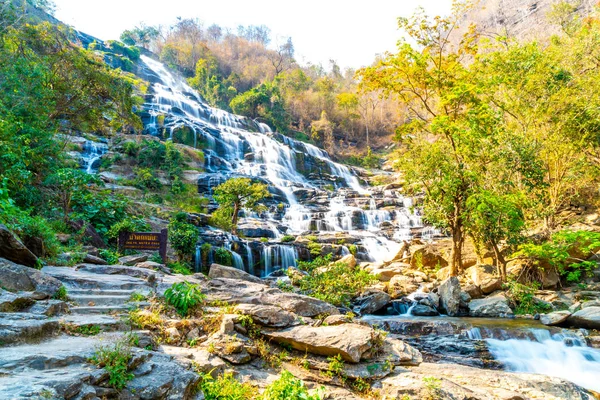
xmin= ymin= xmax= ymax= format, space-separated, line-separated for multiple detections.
xmin=52 ymin=0 xmax=452 ymax=70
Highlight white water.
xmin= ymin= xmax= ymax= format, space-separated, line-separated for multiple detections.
xmin=140 ymin=55 xmax=428 ymax=268
xmin=81 ymin=140 xmax=108 ymax=174
xmin=487 ymin=329 xmax=600 ymax=392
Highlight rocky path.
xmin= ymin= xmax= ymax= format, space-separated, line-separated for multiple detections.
xmin=0 ymin=261 xmax=198 ymax=399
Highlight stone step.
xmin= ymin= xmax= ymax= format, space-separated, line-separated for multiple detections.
xmin=41 ymin=266 xmax=153 ymax=291
xmin=0 ymin=313 xmax=60 ymax=346
xmin=67 ymin=288 xmax=142 ymax=296
xmin=60 ymin=314 xmax=124 ymax=331
xmin=70 ymin=294 xmax=131 ymax=307
xmin=70 ymin=302 xmax=150 ymax=315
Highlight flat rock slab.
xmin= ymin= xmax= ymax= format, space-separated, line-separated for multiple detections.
xmin=209 ymin=263 xmax=265 ymax=284
xmin=235 ymin=303 xmax=298 ymax=328
xmin=568 ymin=306 xmax=600 ymax=330
xmin=0 ymin=312 xmax=60 ymax=345
xmin=42 ymin=266 xmax=152 ymax=291
xmin=0 ymin=365 xmax=94 ymax=399
xmin=60 ymin=314 xmax=123 ymax=331
xmin=264 ymin=323 xmax=374 ymax=363
xmin=541 ymin=310 xmax=572 ymax=326
xmin=468 ymin=293 xmax=514 ymax=318
xmin=160 ymin=345 xmax=226 ymax=375
xmin=119 ymin=254 xmax=149 ymax=266
xmin=76 ymin=264 xmax=157 ymax=281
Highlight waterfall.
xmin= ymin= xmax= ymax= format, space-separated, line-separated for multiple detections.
xmin=263 ymin=244 xmax=298 ymax=277
xmin=487 ymin=329 xmax=600 ymax=392
xmin=81 ymin=140 xmax=108 ymax=174
xmin=231 ymin=250 xmax=244 ymax=270
xmin=194 ymin=245 xmax=201 ymax=273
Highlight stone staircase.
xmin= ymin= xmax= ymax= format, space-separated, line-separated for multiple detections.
xmin=0 ymin=264 xmax=198 ymax=399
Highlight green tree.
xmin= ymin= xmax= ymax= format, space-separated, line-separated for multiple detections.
xmin=213 ymin=178 xmax=269 ymax=235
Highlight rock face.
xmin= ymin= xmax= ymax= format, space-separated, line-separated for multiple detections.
xmin=264 ymin=324 xmax=375 ymax=363
xmin=352 ymin=290 xmax=390 ymax=315
xmin=208 ymin=263 xmax=265 ymax=284
xmin=0 ymin=225 xmax=38 ymax=268
xmin=0 ymin=258 xmax=62 ymax=299
xmin=465 ymin=264 xmax=502 ymax=294
xmin=540 ymin=310 xmax=572 ymax=326
xmin=388 ymin=275 xmax=419 ymax=299
xmin=468 ymin=293 xmax=514 ymax=318
xmin=438 ymin=277 xmax=461 ymax=316
xmin=410 ymin=245 xmax=448 ymax=270
xmin=567 ymin=307 xmax=600 ymax=330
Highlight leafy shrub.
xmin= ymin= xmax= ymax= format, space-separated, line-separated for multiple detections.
xmin=53 ymin=285 xmax=68 ymax=301
xmin=262 ymin=371 xmax=322 ymax=400
xmin=90 ymin=339 xmax=134 ymax=389
xmin=71 ymin=191 xmax=130 ymax=239
xmin=281 ymin=235 xmax=295 ymax=243
xmin=164 ymin=281 xmax=205 ymax=316
xmin=210 ymin=206 xmax=234 ymax=233
xmin=169 ymin=214 xmax=198 ymax=261
xmin=200 ymin=372 xmax=257 ymax=400
xmin=98 ymin=249 xmax=120 ymax=264
xmin=505 ymin=281 xmax=552 ymax=315
xmin=169 ymin=261 xmax=193 ymax=275
xmin=107 ymin=218 xmax=150 ymax=242
xmin=348 ymin=244 xmax=358 ymax=256
xmin=133 ymin=167 xmax=162 ymax=190
xmin=215 ymin=247 xmax=233 ymax=266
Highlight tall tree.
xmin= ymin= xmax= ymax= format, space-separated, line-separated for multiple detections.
xmin=213 ymin=178 xmax=269 ymax=235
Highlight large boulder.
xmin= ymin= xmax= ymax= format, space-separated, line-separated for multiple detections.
xmin=0 ymin=225 xmax=38 ymax=268
xmin=409 ymin=245 xmax=448 ymax=270
xmin=438 ymin=277 xmax=461 ymax=316
xmin=337 ymin=254 xmax=357 ymax=268
xmin=0 ymin=258 xmax=62 ymax=299
xmin=263 ymin=324 xmax=375 ymax=363
xmin=567 ymin=307 xmax=600 ymax=330
xmin=540 ymin=310 xmax=572 ymax=326
xmin=367 ymin=263 xmax=406 ymax=282
xmin=468 ymin=293 xmax=514 ymax=318
xmin=388 ymin=275 xmax=419 ymax=299
xmin=236 ymin=304 xmax=298 ymax=328
xmin=352 ymin=289 xmax=390 ymax=315
xmin=208 ymin=264 xmax=265 ymax=284
xmin=465 ymin=264 xmax=502 ymax=295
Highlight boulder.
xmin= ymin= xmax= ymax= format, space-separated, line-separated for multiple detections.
xmin=438 ymin=277 xmax=461 ymax=316
xmin=237 ymin=219 xmax=278 ymax=238
xmin=337 ymin=254 xmax=357 ymax=268
xmin=582 ymin=300 xmax=600 ymax=309
xmin=465 ymin=264 xmax=502 ymax=294
xmin=388 ymin=275 xmax=419 ymax=299
xmin=264 ymin=324 xmax=374 ymax=363
xmin=436 ymin=267 xmax=451 ymax=281
xmin=373 ymin=337 xmax=422 ymax=366
xmin=323 ymin=315 xmax=351 ymax=326
xmin=0 ymin=289 xmax=35 ymax=312
xmin=352 ymin=290 xmax=390 ymax=315
xmin=411 ymin=304 xmax=439 ymax=316
xmin=540 ymin=310 xmax=572 ymax=326
xmin=208 ymin=264 xmax=265 ymax=284
xmin=367 ymin=263 xmax=405 ymax=282
xmin=468 ymin=293 xmax=514 ymax=318
xmin=0 ymin=258 xmax=62 ymax=299
xmin=135 ymin=261 xmax=164 ymax=270
xmin=409 ymin=245 xmax=448 ymax=270
xmin=0 ymin=225 xmax=38 ymax=268
xmin=567 ymin=307 xmax=600 ymax=330
xmin=118 ymin=254 xmax=148 ymax=266
xmin=82 ymin=254 xmax=108 ymax=265
xmin=236 ymin=304 xmax=297 ymax=328
xmin=463 ymin=284 xmax=484 ymax=299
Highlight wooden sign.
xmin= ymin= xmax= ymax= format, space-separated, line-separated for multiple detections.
xmin=118 ymin=229 xmax=168 ymax=264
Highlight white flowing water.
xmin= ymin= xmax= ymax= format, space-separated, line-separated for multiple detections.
xmin=140 ymin=55 xmax=428 ymax=267
xmin=486 ymin=329 xmax=600 ymax=392
xmin=81 ymin=140 xmax=108 ymax=174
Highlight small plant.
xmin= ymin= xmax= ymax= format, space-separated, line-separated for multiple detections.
xmin=325 ymin=354 xmax=346 ymax=381
xmin=199 ymin=372 xmax=257 ymax=400
xmin=351 ymin=377 xmax=371 ymax=394
xmin=262 ymin=370 xmax=323 ymax=400
xmin=98 ymin=249 xmax=120 ymax=264
xmin=164 ymin=281 xmax=206 ymax=316
xmin=237 ymin=314 xmax=261 ymax=338
xmin=149 ymin=252 xmax=164 ymax=264
xmin=169 ymin=261 xmax=193 ymax=275
xmin=90 ymin=339 xmax=134 ymax=390
xmin=214 ymin=247 xmax=233 ymax=266
xmin=53 ymin=285 xmax=68 ymax=301
xmin=128 ymin=292 xmax=148 ymax=302
xmin=76 ymin=325 xmax=101 ymax=336
xmin=277 ymin=280 xmax=294 ymax=292
xmin=348 ymin=244 xmax=358 ymax=256
xmin=281 ymin=235 xmax=295 ymax=243
xmin=505 ymin=281 xmax=552 ymax=315
xmin=260 ymin=237 xmax=269 ymax=243
xmin=422 ymin=376 xmax=442 ymax=400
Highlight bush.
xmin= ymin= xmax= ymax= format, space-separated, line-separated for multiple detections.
xmin=164 ymin=281 xmax=205 ymax=316
xmin=169 ymin=215 xmax=198 ymax=261
xmin=90 ymin=339 xmax=134 ymax=390
xmin=262 ymin=371 xmax=322 ymax=400
xmin=53 ymin=285 xmax=68 ymax=301
xmin=169 ymin=261 xmax=193 ymax=275
xmin=98 ymin=249 xmax=120 ymax=264
xmin=107 ymin=218 xmax=150 ymax=242
xmin=71 ymin=191 xmax=130 ymax=239
xmin=505 ymin=281 xmax=552 ymax=315
xmin=200 ymin=372 xmax=257 ymax=400
xmin=214 ymin=247 xmax=233 ymax=266
xmin=281 ymin=235 xmax=295 ymax=243
xmin=133 ymin=168 xmax=162 ymax=190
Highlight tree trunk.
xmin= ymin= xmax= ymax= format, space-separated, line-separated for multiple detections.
xmin=231 ymin=202 xmax=240 ymax=235
xmin=491 ymin=240 xmax=507 ymax=281
xmin=449 ymin=224 xmax=463 ymax=276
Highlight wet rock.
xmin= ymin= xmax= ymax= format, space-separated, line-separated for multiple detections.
xmin=468 ymin=293 xmax=514 ymax=318
xmin=438 ymin=277 xmax=461 ymax=316
xmin=352 ymin=289 xmax=390 ymax=315
xmin=567 ymin=306 xmax=600 ymax=329
xmin=540 ymin=310 xmax=572 ymax=326
xmin=388 ymin=275 xmax=419 ymax=299
xmin=410 ymin=304 xmax=439 ymax=316
xmin=118 ymin=254 xmax=149 ymax=266
xmin=208 ymin=264 xmax=265 ymax=284
xmin=0 ymin=224 xmax=38 ymax=268
xmin=264 ymin=324 xmax=375 ymax=363
xmin=0 ymin=258 xmax=62 ymax=300
xmin=236 ymin=303 xmax=298 ymax=328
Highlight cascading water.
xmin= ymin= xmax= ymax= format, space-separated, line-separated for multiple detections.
xmin=263 ymin=245 xmax=298 ymax=277
xmin=81 ymin=140 xmax=108 ymax=174
xmin=486 ymin=329 xmax=600 ymax=392
xmin=139 ymin=54 xmax=429 ymax=272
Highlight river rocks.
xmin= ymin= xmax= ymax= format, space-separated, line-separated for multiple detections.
xmin=388 ymin=275 xmax=419 ymax=299
xmin=465 ymin=264 xmax=502 ymax=294
xmin=567 ymin=307 xmax=600 ymax=329
xmin=208 ymin=264 xmax=265 ymax=284
xmin=352 ymin=289 xmax=390 ymax=315
xmin=0 ymin=258 xmax=62 ymax=299
xmin=0 ymin=225 xmax=38 ymax=268
xmin=462 ymin=284 xmax=484 ymax=299
xmin=540 ymin=310 xmax=572 ymax=326
xmin=438 ymin=277 xmax=461 ymax=316
xmin=468 ymin=293 xmax=514 ymax=317
xmin=410 ymin=304 xmax=439 ymax=316
xmin=236 ymin=303 xmax=298 ymax=328
xmin=264 ymin=324 xmax=375 ymax=363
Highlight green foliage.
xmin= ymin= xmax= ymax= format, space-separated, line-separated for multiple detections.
xmin=281 ymin=235 xmax=295 ymax=243
xmin=53 ymin=286 xmax=68 ymax=301
xmin=361 ymin=147 xmax=382 ymax=169
xmin=505 ymin=281 xmax=551 ymax=315
xmin=210 ymin=206 xmax=234 ymax=233
xmin=513 ymin=230 xmax=600 ymax=283
xmin=164 ymin=281 xmax=206 ymax=316
xmin=348 ymin=244 xmax=357 ymax=256
xmin=422 ymin=376 xmax=442 ymax=400
xmin=98 ymin=249 xmax=120 ymax=265
xmin=169 ymin=261 xmax=193 ymax=275
xmin=213 ymin=178 xmax=269 ymax=234
xmin=169 ymin=214 xmax=198 ymax=261
xmin=133 ymin=168 xmax=162 ymax=190
xmin=215 ymin=247 xmax=233 ymax=267
xmin=200 ymin=372 xmax=257 ymax=400
xmin=297 ymin=254 xmax=332 ymax=272
xmin=74 ymin=325 xmax=101 ymax=336
xmin=71 ymin=191 xmax=131 ymax=240
xmin=297 ymin=256 xmax=376 ymax=306
xmin=90 ymin=339 xmax=135 ymax=390
xmin=262 ymin=371 xmax=322 ymax=400
xmin=107 ymin=218 xmax=150 ymax=242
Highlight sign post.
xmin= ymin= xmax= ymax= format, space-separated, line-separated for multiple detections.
xmin=118 ymin=229 xmax=168 ymax=264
